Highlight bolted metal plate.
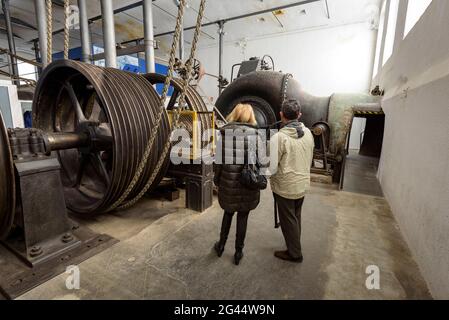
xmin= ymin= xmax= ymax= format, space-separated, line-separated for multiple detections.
xmin=0 ymin=111 xmax=15 ymax=240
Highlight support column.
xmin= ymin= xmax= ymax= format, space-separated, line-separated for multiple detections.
xmin=1 ymin=0 xmax=19 ymax=84
xmin=100 ymin=0 xmax=117 ymax=68
xmin=218 ymin=20 xmax=225 ymax=95
xmin=32 ymin=40 xmax=42 ymax=76
xmin=34 ymin=0 xmax=48 ymax=68
xmin=143 ymin=0 xmax=155 ymax=73
xmin=78 ymin=0 xmax=91 ymax=63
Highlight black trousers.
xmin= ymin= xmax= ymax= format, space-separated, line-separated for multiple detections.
xmin=219 ymin=211 xmax=250 ymax=250
xmin=274 ymin=193 xmax=304 ymax=259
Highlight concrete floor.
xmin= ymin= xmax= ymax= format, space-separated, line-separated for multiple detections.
xmin=17 ymin=154 xmax=431 ymax=300
xmin=343 ymin=150 xmax=384 ymax=197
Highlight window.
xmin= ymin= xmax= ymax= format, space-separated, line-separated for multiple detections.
xmin=18 ymin=61 xmax=37 ymax=86
xmin=383 ymin=0 xmax=400 ymax=65
xmin=372 ymin=1 xmax=386 ymax=78
xmin=404 ymin=0 xmax=432 ymax=38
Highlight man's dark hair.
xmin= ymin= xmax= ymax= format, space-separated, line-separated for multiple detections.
xmin=281 ymin=99 xmax=302 ymax=120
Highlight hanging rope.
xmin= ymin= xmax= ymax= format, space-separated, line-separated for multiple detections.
xmin=178 ymin=0 xmax=206 ymax=111
xmin=111 ymin=0 xmax=208 ymax=211
xmin=108 ymin=0 xmax=187 ymax=211
xmin=46 ymin=0 xmax=52 ymax=64
xmin=63 ymin=0 xmax=70 ymax=59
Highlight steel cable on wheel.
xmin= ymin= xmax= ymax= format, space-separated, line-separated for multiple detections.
xmin=111 ymin=0 xmax=208 ymax=211
xmin=32 ymin=60 xmax=170 ymax=215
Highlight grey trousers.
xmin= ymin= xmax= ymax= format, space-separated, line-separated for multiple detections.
xmin=274 ymin=193 xmax=305 ymax=259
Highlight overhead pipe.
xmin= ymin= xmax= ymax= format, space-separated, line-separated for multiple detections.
xmin=78 ymin=0 xmax=91 ymax=63
xmin=34 ymin=0 xmax=48 ymax=68
xmin=1 ymin=0 xmax=19 ymax=84
xmin=100 ymin=0 xmax=117 ymax=68
xmin=143 ymin=0 xmax=155 ymax=73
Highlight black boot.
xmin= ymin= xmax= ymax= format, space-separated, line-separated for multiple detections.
xmin=234 ymin=249 xmax=244 ymax=265
xmin=214 ymin=212 xmax=233 ymax=257
xmin=214 ymin=241 xmax=225 ymax=257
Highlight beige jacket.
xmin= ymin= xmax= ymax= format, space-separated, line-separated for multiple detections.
xmin=269 ymin=123 xmax=315 ymax=199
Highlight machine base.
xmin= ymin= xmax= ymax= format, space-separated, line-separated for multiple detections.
xmin=0 ymin=225 xmax=117 ymax=299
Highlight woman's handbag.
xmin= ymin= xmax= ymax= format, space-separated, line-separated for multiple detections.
xmin=239 ymin=161 xmax=267 ymax=190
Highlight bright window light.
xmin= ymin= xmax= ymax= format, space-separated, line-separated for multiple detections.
xmin=383 ymin=0 xmax=400 ymax=65
xmin=18 ymin=62 xmax=37 ymax=86
xmin=372 ymin=1 xmax=386 ymax=78
xmin=404 ymin=0 xmax=432 ymax=38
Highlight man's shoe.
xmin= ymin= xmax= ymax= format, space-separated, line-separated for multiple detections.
xmin=274 ymin=250 xmax=303 ymax=263
xmin=234 ymin=250 xmax=244 ymax=265
xmin=214 ymin=242 xmax=225 ymax=257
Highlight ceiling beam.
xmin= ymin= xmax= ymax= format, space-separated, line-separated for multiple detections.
xmin=30 ymin=0 xmax=323 ymax=46
xmin=30 ymin=0 xmax=156 ymax=43
xmin=122 ymin=0 xmax=323 ymax=44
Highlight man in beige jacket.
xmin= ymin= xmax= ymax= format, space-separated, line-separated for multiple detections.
xmin=270 ymin=99 xmax=314 ymax=262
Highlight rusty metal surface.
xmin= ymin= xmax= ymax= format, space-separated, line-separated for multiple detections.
xmin=327 ymin=94 xmax=380 ymax=156
xmin=0 ymin=111 xmax=15 ymax=240
xmin=32 ymin=60 xmax=171 ymax=215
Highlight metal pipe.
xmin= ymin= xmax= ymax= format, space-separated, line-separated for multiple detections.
xmin=143 ymin=0 xmax=155 ymax=73
xmin=100 ymin=0 xmax=117 ymax=68
xmin=34 ymin=0 xmax=48 ymax=67
xmin=46 ymin=132 xmax=89 ymax=151
xmin=31 ymin=1 xmax=148 ymax=43
xmin=32 ymin=40 xmax=42 ymax=75
xmin=324 ymin=0 xmax=330 ymax=19
xmin=78 ymin=0 xmax=91 ymax=63
xmin=1 ymin=0 xmax=19 ymax=84
xmin=147 ymin=0 xmax=322 ymax=39
xmin=218 ymin=20 xmax=225 ymax=95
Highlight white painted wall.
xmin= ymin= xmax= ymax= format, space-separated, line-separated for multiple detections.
xmin=196 ymin=22 xmax=377 ymax=102
xmin=195 ymin=22 xmax=377 ymax=149
xmin=374 ymin=0 xmax=449 ymax=299
xmin=0 ymin=82 xmax=25 ymax=129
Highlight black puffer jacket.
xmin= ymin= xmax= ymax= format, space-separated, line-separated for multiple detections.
xmin=214 ymin=122 xmax=261 ymax=213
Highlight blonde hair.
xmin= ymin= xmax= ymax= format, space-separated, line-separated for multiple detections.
xmin=226 ymin=103 xmax=257 ymax=125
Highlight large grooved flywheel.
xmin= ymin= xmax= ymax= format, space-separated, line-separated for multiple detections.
xmin=33 ymin=60 xmax=170 ymax=214
xmin=0 ymin=111 xmax=15 ymax=239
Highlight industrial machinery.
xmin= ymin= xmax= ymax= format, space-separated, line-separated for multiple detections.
xmin=231 ymin=55 xmax=276 ymax=82
xmin=0 ymin=59 xmax=216 ymax=298
xmin=143 ymin=73 xmax=215 ymax=212
xmin=0 ymin=0 xmax=211 ymax=299
xmin=215 ymin=71 xmax=380 ymax=187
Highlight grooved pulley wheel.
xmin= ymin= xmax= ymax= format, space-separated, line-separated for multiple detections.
xmin=33 ymin=60 xmax=171 ymax=214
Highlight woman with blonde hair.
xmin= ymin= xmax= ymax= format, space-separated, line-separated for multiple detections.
xmin=213 ymin=103 xmax=261 ymax=265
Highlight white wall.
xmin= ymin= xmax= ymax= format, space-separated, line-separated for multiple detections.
xmin=196 ymin=22 xmax=377 ymax=102
xmin=195 ymin=22 xmax=377 ymax=149
xmin=374 ymin=0 xmax=449 ymax=299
